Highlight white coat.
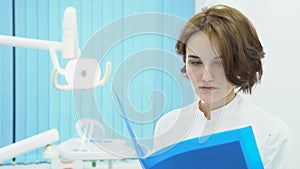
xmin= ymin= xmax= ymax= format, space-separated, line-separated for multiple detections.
xmin=153 ymin=94 xmax=292 ymax=169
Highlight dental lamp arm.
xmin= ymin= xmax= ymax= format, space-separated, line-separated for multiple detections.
xmin=0 ymin=35 xmax=63 ymax=51
xmin=0 ymin=129 xmax=59 ymax=163
xmin=95 ymin=61 xmax=112 ymax=87
xmin=0 ymin=7 xmax=78 ymax=58
xmin=62 ymin=7 xmax=80 ymax=59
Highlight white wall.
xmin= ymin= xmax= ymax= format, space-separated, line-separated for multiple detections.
xmin=196 ymin=0 xmax=300 ymax=167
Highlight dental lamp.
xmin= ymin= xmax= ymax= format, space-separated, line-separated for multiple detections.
xmin=0 ymin=7 xmax=112 ymax=90
xmin=0 ymin=7 xmax=111 ymax=163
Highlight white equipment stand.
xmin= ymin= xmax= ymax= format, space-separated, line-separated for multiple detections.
xmin=43 ymin=119 xmax=136 ymax=169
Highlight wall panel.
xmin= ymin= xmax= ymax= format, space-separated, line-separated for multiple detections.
xmin=0 ymin=0 xmax=13 ymax=164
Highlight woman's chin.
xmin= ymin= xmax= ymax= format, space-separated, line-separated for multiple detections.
xmin=198 ymin=94 xmax=225 ymax=104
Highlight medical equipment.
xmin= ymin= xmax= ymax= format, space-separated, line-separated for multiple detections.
xmin=39 ymin=118 xmax=136 ymax=169
xmin=0 ymin=129 xmax=59 ymax=163
xmin=0 ymin=7 xmax=112 ymax=90
xmin=42 ymin=119 xmax=135 ymax=169
xmin=0 ymin=6 xmax=124 ymax=168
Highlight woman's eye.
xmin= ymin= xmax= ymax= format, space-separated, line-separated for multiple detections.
xmin=214 ymin=60 xmax=223 ymax=66
xmin=189 ymin=60 xmax=202 ymax=65
xmin=214 ymin=61 xmax=222 ymax=65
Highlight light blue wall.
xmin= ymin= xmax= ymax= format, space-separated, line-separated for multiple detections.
xmin=0 ymin=0 xmax=13 ymax=164
xmin=0 ymin=0 xmax=195 ymax=163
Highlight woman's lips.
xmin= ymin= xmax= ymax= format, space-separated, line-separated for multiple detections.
xmin=199 ymin=86 xmax=218 ymax=92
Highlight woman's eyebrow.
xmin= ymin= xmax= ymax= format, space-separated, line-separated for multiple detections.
xmin=187 ymin=55 xmax=201 ymax=59
xmin=213 ymin=56 xmax=221 ymax=60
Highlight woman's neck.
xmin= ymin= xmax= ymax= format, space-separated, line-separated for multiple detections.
xmin=199 ymin=90 xmax=236 ymax=119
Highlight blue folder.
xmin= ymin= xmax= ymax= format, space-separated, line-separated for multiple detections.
xmin=141 ymin=126 xmax=264 ymax=169
xmin=114 ymin=91 xmax=264 ymax=169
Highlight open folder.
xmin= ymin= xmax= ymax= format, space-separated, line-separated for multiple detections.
xmin=141 ymin=126 xmax=264 ymax=169
xmin=114 ymin=91 xmax=264 ymax=169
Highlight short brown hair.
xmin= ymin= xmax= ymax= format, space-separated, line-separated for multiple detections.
xmin=176 ymin=5 xmax=265 ymax=94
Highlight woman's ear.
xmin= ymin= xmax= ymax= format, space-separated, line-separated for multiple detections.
xmin=182 ymin=73 xmax=189 ymax=79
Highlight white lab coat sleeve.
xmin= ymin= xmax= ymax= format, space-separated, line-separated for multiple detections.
xmin=261 ymin=122 xmax=293 ymax=169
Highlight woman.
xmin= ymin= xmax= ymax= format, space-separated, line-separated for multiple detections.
xmin=153 ymin=4 xmax=291 ymax=168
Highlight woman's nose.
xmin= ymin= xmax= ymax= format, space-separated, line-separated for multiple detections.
xmin=201 ymin=66 xmax=213 ymax=82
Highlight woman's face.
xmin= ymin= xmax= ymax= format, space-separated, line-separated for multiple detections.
xmin=186 ymin=31 xmax=235 ymax=106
